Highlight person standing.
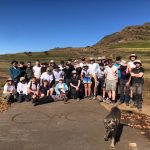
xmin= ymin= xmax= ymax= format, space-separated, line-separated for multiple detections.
xmin=32 ymin=60 xmax=41 ymax=82
xmin=19 ymin=61 xmax=27 ymax=78
xmin=105 ymin=59 xmax=118 ymax=104
xmin=131 ymin=60 xmax=144 ymax=111
xmin=81 ymin=64 xmax=92 ymax=99
xmin=53 ymin=66 xmax=64 ymax=85
xmin=88 ymin=58 xmax=99 ymax=100
xmin=96 ymin=63 xmax=106 ymax=101
xmin=127 ymin=54 xmax=138 ymax=104
xmin=26 ymin=61 xmax=33 ymax=82
xmin=118 ymin=60 xmax=130 ymax=106
xmin=40 ymin=67 xmax=53 ymax=86
xmin=41 ymin=62 xmax=48 ymax=74
xmin=9 ymin=60 xmax=21 ymax=86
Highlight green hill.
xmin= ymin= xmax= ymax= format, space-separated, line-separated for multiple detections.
xmin=95 ymin=23 xmax=150 ymax=48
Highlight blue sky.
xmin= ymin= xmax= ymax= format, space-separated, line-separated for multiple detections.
xmin=0 ymin=0 xmax=150 ymax=54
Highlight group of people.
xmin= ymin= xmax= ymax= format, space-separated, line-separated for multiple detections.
xmin=2 ymin=53 xmax=144 ymax=110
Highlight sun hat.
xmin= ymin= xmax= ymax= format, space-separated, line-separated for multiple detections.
xmin=50 ymin=60 xmax=55 ymax=63
xmin=54 ymin=65 xmax=60 ymax=69
xmin=72 ymin=70 xmax=77 ymax=74
xmin=101 ymin=56 xmax=106 ymax=60
xmin=11 ymin=60 xmax=18 ymax=64
xmin=81 ymin=57 xmax=85 ymax=61
xmin=6 ymin=77 xmax=13 ymax=82
xmin=20 ymin=77 xmax=26 ymax=82
xmin=129 ymin=54 xmax=137 ymax=59
xmin=46 ymin=67 xmax=52 ymax=71
xmin=120 ymin=60 xmax=127 ymax=66
xmin=89 ymin=57 xmax=94 ymax=61
xmin=59 ymin=77 xmax=64 ymax=81
xmin=83 ymin=64 xmax=88 ymax=67
xmin=74 ymin=60 xmax=78 ymax=63
xmin=134 ymin=59 xmax=142 ymax=65
xmin=97 ymin=57 xmax=102 ymax=60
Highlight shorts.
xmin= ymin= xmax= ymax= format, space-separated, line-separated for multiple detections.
xmin=98 ymin=78 xmax=105 ymax=88
xmin=83 ymin=77 xmax=91 ymax=84
xmin=106 ymin=80 xmax=117 ymax=91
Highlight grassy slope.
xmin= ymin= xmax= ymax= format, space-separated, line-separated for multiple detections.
xmin=109 ymin=40 xmax=150 ymax=49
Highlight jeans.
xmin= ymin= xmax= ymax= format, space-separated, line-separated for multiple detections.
xmin=119 ymin=79 xmax=130 ymax=104
xmin=71 ymin=88 xmax=79 ymax=99
xmin=97 ymin=78 xmax=105 ymax=96
xmin=17 ymin=94 xmax=29 ymax=103
xmin=132 ymin=83 xmax=143 ymax=109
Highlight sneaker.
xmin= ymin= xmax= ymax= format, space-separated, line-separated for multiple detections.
xmin=118 ymin=101 xmax=123 ymax=105
xmin=104 ymin=98 xmax=111 ymax=104
xmin=129 ymin=98 xmax=134 ymax=104
xmin=102 ymin=97 xmax=106 ymax=102
xmin=111 ymin=101 xmax=117 ymax=106
xmin=125 ymin=103 xmax=129 ymax=106
xmin=77 ymin=98 xmax=80 ymax=102
xmin=138 ymin=108 xmax=142 ymax=112
xmin=88 ymin=96 xmax=92 ymax=100
xmin=93 ymin=96 xmax=96 ymax=100
xmin=84 ymin=96 xmax=88 ymax=99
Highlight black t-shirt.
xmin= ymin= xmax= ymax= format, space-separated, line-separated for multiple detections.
xmin=70 ymin=76 xmax=80 ymax=87
xmin=40 ymin=86 xmax=50 ymax=95
xmin=19 ymin=66 xmax=27 ymax=77
xmin=132 ymin=67 xmax=144 ymax=84
xmin=41 ymin=67 xmax=47 ymax=74
xmin=63 ymin=64 xmax=75 ymax=79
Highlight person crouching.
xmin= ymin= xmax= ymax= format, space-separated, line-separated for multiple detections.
xmin=3 ymin=78 xmax=17 ymax=103
xmin=55 ymin=78 xmax=69 ymax=95
xmin=40 ymin=80 xmax=50 ymax=97
xmin=27 ymin=77 xmax=40 ymax=102
xmin=17 ymin=77 xmax=29 ymax=102
xmin=70 ymin=70 xmax=81 ymax=101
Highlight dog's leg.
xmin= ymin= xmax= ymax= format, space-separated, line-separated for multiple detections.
xmin=110 ymin=137 xmax=115 ymax=149
xmin=104 ymin=130 xmax=110 ymax=141
xmin=110 ymin=131 xmax=116 ymax=149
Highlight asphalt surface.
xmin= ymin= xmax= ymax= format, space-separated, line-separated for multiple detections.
xmin=0 ymin=99 xmax=149 ymax=150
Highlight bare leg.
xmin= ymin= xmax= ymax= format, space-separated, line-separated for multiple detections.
xmin=108 ymin=91 xmax=112 ymax=99
xmin=103 ymin=88 xmax=106 ymax=98
xmin=88 ymin=83 xmax=92 ymax=97
xmin=112 ymin=91 xmax=116 ymax=101
xmin=84 ymin=84 xmax=88 ymax=97
xmin=50 ymin=87 xmax=54 ymax=95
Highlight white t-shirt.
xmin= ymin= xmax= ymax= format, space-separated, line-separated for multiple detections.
xmin=3 ymin=84 xmax=16 ymax=94
xmin=27 ymin=82 xmax=40 ymax=91
xmin=40 ymin=72 xmax=53 ymax=82
xmin=105 ymin=66 xmax=118 ymax=81
xmin=128 ymin=61 xmax=136 ymax=69
xmin=88 ymin=63 xmax=99 ymax=76
xmin=33 ymin=66 xmax=41 ymax=79
xmin=17 ymin=82 xmax=28 ymax=95
xmin=53 ymin=70 xmax=64 ymax=82
xmin=96 ymin=68 xmax=105 ymax=79
xmin=81 ymin=69 xmax=91 ymax=78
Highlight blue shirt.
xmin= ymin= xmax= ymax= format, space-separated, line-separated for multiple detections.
xmin=114 ymin=63 xmax=121 ymax=78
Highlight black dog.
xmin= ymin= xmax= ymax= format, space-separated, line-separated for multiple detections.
xmin=104 ymin=107 xmax=121 ymax=149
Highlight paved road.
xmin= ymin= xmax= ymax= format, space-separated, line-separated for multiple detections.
xmin=0 ymin=100 xmax=149 ymax=150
